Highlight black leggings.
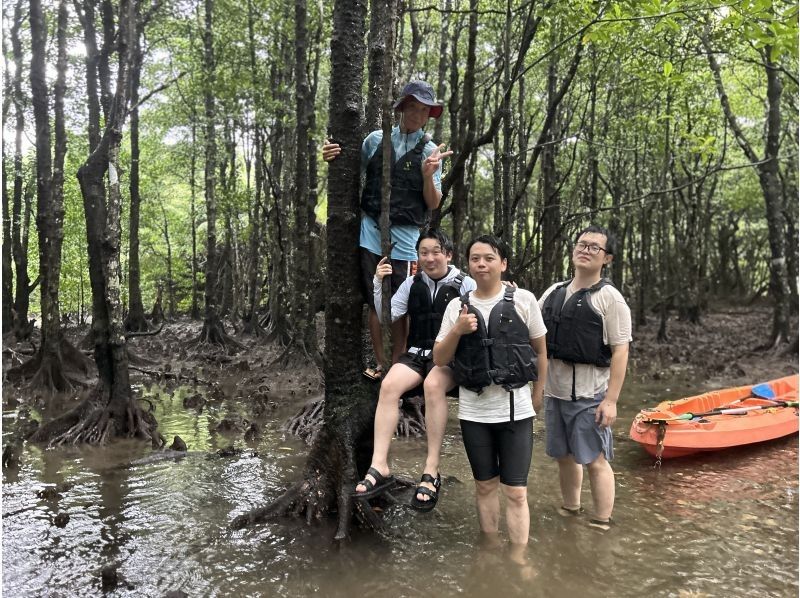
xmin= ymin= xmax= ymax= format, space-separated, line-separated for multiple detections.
xmin=460 ymin=417 xmax=533 ymax=487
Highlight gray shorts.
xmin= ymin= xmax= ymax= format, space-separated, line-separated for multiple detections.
xmin=544 ymin=394 xmax=613 ymax=464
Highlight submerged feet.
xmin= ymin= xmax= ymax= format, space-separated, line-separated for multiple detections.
xmin=557 ymin=505 xmax=584 ymax=517
xmin=587 ymin=517 xmax=614 ymax=532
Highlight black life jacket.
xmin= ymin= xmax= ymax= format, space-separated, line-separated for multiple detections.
xmin=541 ymin=278 xmax=612 ymax=368
xmin=407 ymin=269 xmax=465 ymax=351
xmin=452 ymin=287 xmax=538 ymax=396
xmin=360 ymin=133 xmax=428 ymax=227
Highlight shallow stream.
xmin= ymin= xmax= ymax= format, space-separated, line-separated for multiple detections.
xmin=3 ymin=379 xmax=798 ymax=597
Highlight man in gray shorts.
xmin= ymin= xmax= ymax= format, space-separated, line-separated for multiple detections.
xmin=539 ymin=225 xmax=631 ymax=531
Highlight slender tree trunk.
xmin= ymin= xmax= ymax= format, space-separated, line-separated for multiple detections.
xmin=190 ymin=122 xmax=200 ymax=319
xmin=289 ymin=0 xmax=316 ymax=354
xmin=2 ymin=156 xmax=12 ymax=335
xmin=77 ymin=0 xmax=102 ymax=152
xmin=262 ymin=46 xmax=293 ymax=344
xmin=10 ymin=0 xmax=32 ymax=338
xmin=160 ymin=204 xmax=176 ymax=318
xmin=194 ymin=0 xmax=238 ymax=350
xmin=242 ymin=0 xmax=265 ymax=336
xmin=539 ymin=51 xmax=562 ymax=287
xmin=125 ymin=28 xmax=148 ymax=332
xmin=703 ymin=34 xmax=791 ymax=345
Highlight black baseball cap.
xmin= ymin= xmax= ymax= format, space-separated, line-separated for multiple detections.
xmin=392 ymin=80 xmax=444 ymax=119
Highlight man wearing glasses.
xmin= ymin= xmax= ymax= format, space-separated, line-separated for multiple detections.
xmin=538 ymin=225 xmax=631 ymax=532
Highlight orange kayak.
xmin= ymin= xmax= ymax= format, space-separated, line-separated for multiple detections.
xmin=629 ymin=375 xmax=799 ymax=459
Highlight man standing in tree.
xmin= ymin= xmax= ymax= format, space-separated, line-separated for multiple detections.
xmin=538 ymin=225 xmax=631 ymax=532
xmin=352 ymin=229 xmax=475 ymax=511
xmin=322 ymin=80 xmax=452 ymax=380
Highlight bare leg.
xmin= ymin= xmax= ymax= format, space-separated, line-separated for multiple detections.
xmin=557 ymin=456 xmax=583 ymax=510
xmin=416 ymin=365 xmax=455 ymax=502
xmin=501 ymin=484 xmax=529 ymax=545
xmin=587 ymin=453 xmax=615 ymax=521
xmin=474 ymin=477 xmax=501 ymax=534
xmin=354 ymin=363 xmax=423 ymax=492
xmin=367 ymin=308 xmax=385 ymax=368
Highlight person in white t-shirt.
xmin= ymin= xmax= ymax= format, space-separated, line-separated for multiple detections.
xmin=538 ymin=225 xmax=631 ymax=532
xmin=434 ymin=235 xmax=547 ymax=560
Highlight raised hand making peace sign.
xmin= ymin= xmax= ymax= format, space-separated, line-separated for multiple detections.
xmin=422 ymin=143 xmax=454 ymax=178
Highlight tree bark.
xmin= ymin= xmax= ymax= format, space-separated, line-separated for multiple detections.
xmin=288 ymin=0 xmax=317 ymax=355
xmin=194 ymin=0 xmax=239 ymax=350
xmin=703 ymin=33 xmax=791 ymax=345
xmin=233 ymin=0 xmax=375 ymax=541
xmin=15 ymin=0 xmax=85 ymax=391
xmin=9 ymin=0 xmax=32 ymax=338
xmin=125 ymin=24 xmax=148 ymax=332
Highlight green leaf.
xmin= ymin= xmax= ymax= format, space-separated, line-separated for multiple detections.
xmin=663 ymin=60 xmax=673 ymax=78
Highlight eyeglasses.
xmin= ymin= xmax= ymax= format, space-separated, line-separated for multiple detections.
xmin=573 ymin=241 xmax=607 ymax=255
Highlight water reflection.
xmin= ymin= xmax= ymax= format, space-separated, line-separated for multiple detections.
xmin=2 ymin=381 xmax=797 ymax=597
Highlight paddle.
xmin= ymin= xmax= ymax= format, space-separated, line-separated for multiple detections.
xmin=751 ymin=383 xmax=776 ymax=400
xmin=654 ymin=401 xmax=799 ymax=422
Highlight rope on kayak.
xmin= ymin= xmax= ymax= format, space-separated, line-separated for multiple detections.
xmin=653 ymin=421 xmax=666 ymax=469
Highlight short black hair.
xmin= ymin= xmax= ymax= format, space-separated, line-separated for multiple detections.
xmin=466 ymin=234 xmax=508 ymax=261
xmin=575 ymin=225 xmax=616 ymax=256
xmin=415 ymin=228 xmax=454 ymax=254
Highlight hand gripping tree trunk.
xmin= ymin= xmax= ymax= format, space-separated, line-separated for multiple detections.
xmin=31 ymin=0 xmax=158 ymax=446
xmin=232 ymin=0 xmax=375 ymax=540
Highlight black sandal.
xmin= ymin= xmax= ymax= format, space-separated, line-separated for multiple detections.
xmin=410 ymin=473 xmax=441 ymax=512
xmin=352 ymin=466 xmax=395 ymax=498
xmin=362 ymin=366 xmax=384 ymax=381
xmin=588 ymin=517 xmax=614 ymax=532
xmin=557 ymin=505 xmax=584 ymax=517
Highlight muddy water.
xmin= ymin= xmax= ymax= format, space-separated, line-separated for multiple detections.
xmin=3 ymin=380 xmax=798 ymax=597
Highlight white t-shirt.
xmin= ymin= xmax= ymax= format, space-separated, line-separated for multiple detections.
xmin=436 ymin=287 xmax=547 ymax=423
xmin=538 ymin=281 xmax=632 ymax=401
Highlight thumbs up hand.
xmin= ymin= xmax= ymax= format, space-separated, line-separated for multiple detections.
xmin=454 ymin=304 xmax=478 ymax=335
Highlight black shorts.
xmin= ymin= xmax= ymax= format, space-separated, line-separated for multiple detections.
xmin=360 ymin=248 xmax=415 ymax=307
xmin=460 ymin=417 xmax=533 ymax=486
xmin=396 ymin=351 xmax=436 ymax=378
xmin=395 ymin=353 xmax=459 ymax=398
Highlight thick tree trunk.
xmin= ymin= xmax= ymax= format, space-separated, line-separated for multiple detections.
xmin=15 ymin=0 xmax=85 ymax=391
xmin=33 ymin=0 xmax=157 ymax=446
xmin=233 ymin=0 xmax=374 ymax=541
